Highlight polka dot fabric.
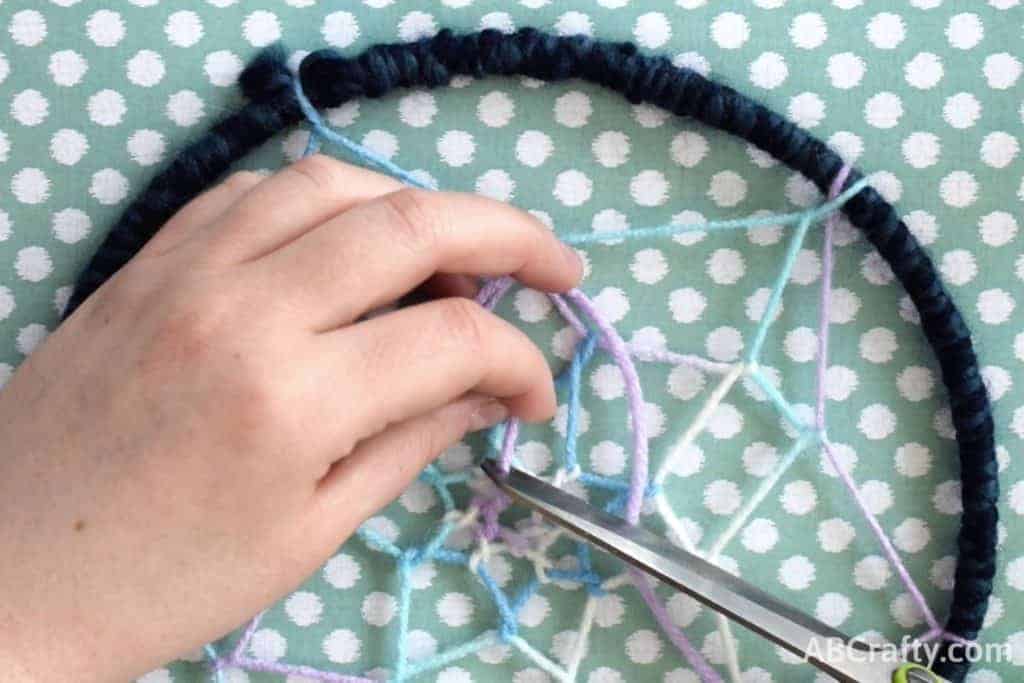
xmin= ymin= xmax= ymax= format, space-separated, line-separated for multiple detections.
xmin=1 ymin=2 xmax=1021 ymax=682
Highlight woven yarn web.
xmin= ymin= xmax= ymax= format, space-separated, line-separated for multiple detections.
xmin=198 ymin=80 xmax=971 ymax=683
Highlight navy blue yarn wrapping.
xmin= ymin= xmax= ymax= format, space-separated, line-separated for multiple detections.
xmin=63 ymin=30 xmax=996 ymax=681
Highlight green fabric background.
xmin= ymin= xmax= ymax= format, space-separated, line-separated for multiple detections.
xmin=1 ymin=1 xmax=1022 ymax=681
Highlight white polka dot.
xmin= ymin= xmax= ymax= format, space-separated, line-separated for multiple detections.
xmin=901 ymin=132 xmax=940 ymax=168
xmin=858 ymin=404 xmax=897 ymax=440
xmin=783 ymin=327 xmax=818 ymax=363
xmin=669 ymin=443 xmax=704 ymax=479
xmin=514 ymin=289 xmax=551 ymax=323
xmin=671 ymin=53 xmax=710 ymax=77
xmin=589 ymin=441 xmax=626 ymax=476
xmin=477 ymin=91 xmax=514 ymax=128
xmin=864 ymin=92 xmax=903 ymax=129
xmin=89 ymin=169 xmax=128 ymax=205
xmin=397 ymin=12 xmax=438 ymax=41
xmin=52 ymin=208 xmax=91 ymax=244
xmin=940 ymin=171 xmax=978 ymax=207
xmin=984 ymin=53 xmax=1022 ymax=89
xmin=711 ymin=12 xmax=750 ymax=49
xmin=981 ymin=131 xmax=1019 ymax=168
xmin=593 ymin=287 xmax=630 ymax=323
xmin=779 ymin=556 xmax=816 ymax=590
xmin=904 ymin=52 xmax=944 ymax=90
xmin=396 ymin=91 xmax=436 ymax=128
xmin=516 ymin=593 xmax=550 ymax=628
xmin=593 ymin=593 xmax=625 ymax=628
xmin=626 ymin=630 xmax=662 ymax=664
xmin=781 ymin=480 xmax=817 ymax=515
xmin=323 ymin=553 xmax=360 ymax=589
xmin=634 ymin=13 xmax=671 ymax=49
xmin=285 ymin=591 xmax=323 ymax=627
xmin=630 ymin=248 xmax=668 ymax=284
xmin=49 ymin=50 xmax=87 ymax=87
xmin=866 ymin=12 xmax=905 ymax=49
xmin=854 ymin=556 xmax=891 ymax=590
xmin=630 ymin=170 xmax=669 ymax=207
xmin=127 ymin=50 xmax=165 ymax=87
xmin=943 ymin=92 xmax=981 ymax=129
xmin=242 ymin=10 xmax=280 ymax=47
xmin=11 ymin=168 xmax=50 ymax=205
xmin=790 ymin=13 xmax=827 ymax=49
xmin=593 ymin=131 xmax=630 ymax=168
xmin=816 ymin=593 xmax=852 ymax=627
xmin=979 ymin=211 xmax=1016 ymax=247
xmin=204 ymin=50 xmax=243 ymax=87
xmin=136 ymin=670 xmax=172 ymax=683
xmin=827 ymin=52 xmax=865 ymax=89
xmin=669 ymin=288 xmax=706 ymax=324
xmin=167 ymin=90 xmax=204 ymax=127
xmin=749 ymin=52 xmax=788 ymax=89
xmin=11 ymin=90 xmax=49 ymax=127
xmin=818 ymin=518 xmax=855 ymax=553
xmin=361 ymin=592 xmax=396 ymax=627
xmin=9 ymin=10 xmax=47 ymax=46
xmin=515 ymin=130 xmax=552 ymax=167
xmin=896 ymin=366 xmax=936 ymax=402
xmin=668 ymin=132 xmax=707 ymax=169
xmin=322 ymin=629 xmax=361 ymax=664
xmin=127 ymin=130 xmax=165 ymax=166
xmin=707 ymin=171 xmax=747 ymax=207
xmin=166 ymin=11 xmax=204 ymax=47
xmin=553 ymin=11 xmax=591 ymax=36
xmin=933 ymin=480 xmax=963 ymax=515
xmin=741 ymin=442 xmax=777 ymax=477
xmin=437 ymin=592 xmax=474 ymax=627
xmin=591 ymin=365 xmax=625 ymax=403
xmin=941 ymin=249 xmax=978 ymax=286
xmin=86 ymin=10 xmax=125 ymax=47
xmin=706 ymin=248 xmax=745 ymax=285
xmin=788 ymin=92 xmax=826 ymax=128
xmin=437 ymin=130 xmax=475 ymax=167
xmin=946 ymin=13 xmax=984 ymax=49
xmin=893 ymin=518 xmax=931 ymax=553
xmin=16 ymin=324 xmax=48 ymax=355
xmin=704 ymin=480 xmax=741 ymax=515
xmin=554 ymin=91 xmax=592 ymax=128
xmin=978 ymin=289 xmax=1015 ymax=324
xmin=741 ymin=518 xmax=778 ymax=553
xmin=50 ymin=129 xmax=88 ymax=166
xmin=14 ymin=246 xmax=52 ymax=283
xmin=706 ymin=403 xmax=743 ymax=439
xmin=829 ymin=131 xmax=863 ymax=164
xmin=248 ymin=628 xmax=286 ymax=661
xmin=706 ymin=328 xmax=743 ymax=363
xmin=553 ymin=170 xmax=592 ymax=207
xmin=322 ymin=11 xmax=360 ymax=47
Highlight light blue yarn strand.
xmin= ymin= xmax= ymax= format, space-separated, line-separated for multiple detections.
xmin=747 ymin=213 xmax=814 ymax=363
xmin=294 ymin=80 xmax=434 ymax=190
xmin=747 ymin=367 xmax=812 ymax=434
xmin=204 ymin=643 xmax=225 ymax=683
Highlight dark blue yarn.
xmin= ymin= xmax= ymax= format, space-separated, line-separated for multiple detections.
xmin=63 ymin=29 xmax=996 ymax=682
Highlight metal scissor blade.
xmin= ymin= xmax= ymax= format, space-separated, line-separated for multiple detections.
xmin=482 ymin=462 xmax=940 ymax=683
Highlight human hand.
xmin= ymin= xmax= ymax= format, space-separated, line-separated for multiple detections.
xmin=0 ymin=155 xmax=582 ymax=681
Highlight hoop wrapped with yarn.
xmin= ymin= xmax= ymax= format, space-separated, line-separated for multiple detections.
xmin=62 ymin=29 xmax=998 ymax=682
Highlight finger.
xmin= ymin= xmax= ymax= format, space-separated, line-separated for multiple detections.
xmin=403 ymin=274 xmax=480 ymax=307
xmin=314 ymin=393 xmax=506 ymax=527
xmin=208 ymin=154 xmax=403 ymax=261
xmin=141 ymin=171 xmax=264 ymax=257
xmin=247 ymin=188 xmax=582 ymax=330
xmin=309 ymin=297 xmax=555 ymax=448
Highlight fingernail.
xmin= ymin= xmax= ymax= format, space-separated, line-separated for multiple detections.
xmin=561 ymin=242 xmax=583 ymax=276
xmin=468 ymin=399 xmax=509 ymax=432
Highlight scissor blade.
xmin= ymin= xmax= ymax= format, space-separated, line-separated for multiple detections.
xmin=482 ymin=462 xmax=922 ymax=683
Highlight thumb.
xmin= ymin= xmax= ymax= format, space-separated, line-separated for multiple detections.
xmin=313 ymin=393 xmax=508 ymax=538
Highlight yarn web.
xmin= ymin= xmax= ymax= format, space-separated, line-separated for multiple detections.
xmin=200 ymin=84 xmax=972 ymax=683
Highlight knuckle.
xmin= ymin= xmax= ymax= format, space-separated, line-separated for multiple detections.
xmin=436 ymin=297 xmax=489 ymax=355
xmin=285 ymin=153 xmax=346 ymax=194
xmin=380 ymin=189 xmax=442 ymax=255
xmin=221 ymin=170 xmax=262 ymax=192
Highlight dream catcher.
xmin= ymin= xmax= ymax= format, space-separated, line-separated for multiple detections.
xmin=65 ymin=30 xmax=998 ymax=683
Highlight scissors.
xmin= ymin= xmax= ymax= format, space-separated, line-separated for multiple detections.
xmin=481 ymin=461 xmax=946 ymax=683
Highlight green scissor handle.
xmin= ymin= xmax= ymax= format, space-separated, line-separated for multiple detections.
xmin=893 ymin=663 xmax=943 ymax=682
